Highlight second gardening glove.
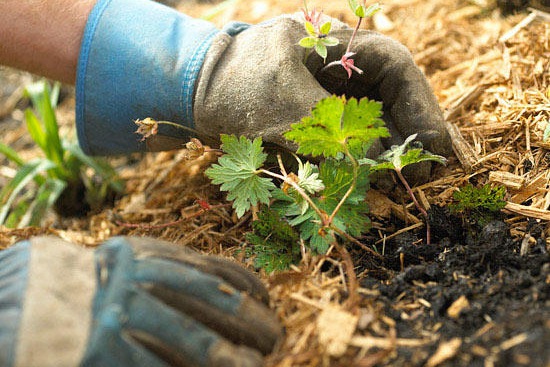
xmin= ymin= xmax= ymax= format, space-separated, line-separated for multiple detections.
xmin=0 ymin=236 xmax=281 ymax=367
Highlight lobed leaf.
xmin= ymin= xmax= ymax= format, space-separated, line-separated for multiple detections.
xmin=373 ymin=134 xmax=447 ymax=171
xmin=205 ymin=135 xmax=275 ymax=217
xmin=285 ymin=96 xmax=388 ymax=158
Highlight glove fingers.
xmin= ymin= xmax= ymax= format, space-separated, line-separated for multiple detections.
xmin=124 ymin=291 xmax=265 ymax=367
xmin=121 ymin=236 xmax=270 ymax=304
xmin=145 ymin=283 xmax=281 ymax=354
xmin=307 ymin=30 xmax=452 ymax=157
xmin=134 ymin=258 xmax=282 ymax=354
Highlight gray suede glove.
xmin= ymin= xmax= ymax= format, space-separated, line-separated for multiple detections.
xmin=0 ymin=236 xmax=281 ymax=367
xmin=194 ymin=15 xmax=452 ymax=164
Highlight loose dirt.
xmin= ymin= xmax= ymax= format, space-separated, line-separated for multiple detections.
xmin=0 ymin=1 xmax=548 ymax=366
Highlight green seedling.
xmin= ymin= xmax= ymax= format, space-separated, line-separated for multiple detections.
xmin=245 ymin=208 xmax=301 ymax=272
xmin=451 ymin=184 xmax=506 ymax=227
xmin=0 ymin=80 xmax=123 ymax=227
xmin=300 ymin=0 xmax=382 ymax=77
xmin=206 ymin=96 xmax=388 ymax=254
xmin=366 ymin=134 xmax=447 ymax=244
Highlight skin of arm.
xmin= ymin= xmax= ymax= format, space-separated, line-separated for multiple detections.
xmin=0 ymin=0 xmax=96 ymax=84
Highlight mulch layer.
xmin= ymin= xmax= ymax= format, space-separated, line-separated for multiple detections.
xmin=0 ymin=1 xmax=548 ymax=366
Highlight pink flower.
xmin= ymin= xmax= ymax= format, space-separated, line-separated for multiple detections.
xmin=325 ymin=52 xmax=364 ymax=79
xmin=340 ymin=52 xmax=363 ymax=78
xmin=302 ymin=7 xmax=323 ymax=28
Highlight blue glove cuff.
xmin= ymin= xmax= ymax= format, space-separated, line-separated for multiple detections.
xmin=76 ymin=0 xmax=220 ymax=155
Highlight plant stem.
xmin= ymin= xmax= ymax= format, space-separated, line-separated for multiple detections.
xmin=330 ymin=237 xmax=359 ymax=310
xmin=156 ymin=120 xmax=200 ymax=135
xmin=327 ymin=147 xmax=358 ymax=226
xmin=346 ymin=16 xmax=363 ymax=54
xmin=114 ymin=203 xmax=229 ymax=230
xmin=395 ymin=168 xmax=431 ymax=245
xmin=259 ymin=168 xmax=326 ymax=224
xmin=332 ymin=226 xmax=382 ymax=259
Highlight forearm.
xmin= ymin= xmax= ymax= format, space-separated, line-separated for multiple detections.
xmin=0 ymin=0 xmax=96 ymax=84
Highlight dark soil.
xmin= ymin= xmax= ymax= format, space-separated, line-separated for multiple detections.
xmin=358 ymin=208 xmax=550 ymax=366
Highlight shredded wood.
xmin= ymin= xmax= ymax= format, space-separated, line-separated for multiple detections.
xmin=0 ymin=1 xmax=549 ymax=366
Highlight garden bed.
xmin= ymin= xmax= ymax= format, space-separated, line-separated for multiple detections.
xmin=0 ymin=0 xmax=549 ymax=366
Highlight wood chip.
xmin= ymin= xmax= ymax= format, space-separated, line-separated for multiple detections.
xmin=488 ymin=171 xmax=525 ymax=190
xmin=447 ymin=295 xmax=470 ymax=319
xmin=316 ymin=305 xmax=358 ymax=357
xmin=425 ymin=338 xmax=462 ymax=367
xmin=504 ymin=202 xmax=550 ymax=221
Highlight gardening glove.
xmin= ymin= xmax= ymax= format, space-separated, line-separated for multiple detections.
xmin=0 ymin=236 xmax=282 ymax=367
xmin=77 ymin=0 xmax=451 ymax=167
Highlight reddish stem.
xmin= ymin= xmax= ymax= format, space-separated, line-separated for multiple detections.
xmin=115 ymin=203 xmax=228 ymax=230
xmin=395 ymin=169 xmax=431 ymax=245
xmin=346 ymin=16 xmax=363 ymax=54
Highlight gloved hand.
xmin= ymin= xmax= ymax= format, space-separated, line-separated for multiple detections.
xmin=76 ymin=0 xmax=451 ymax=165
xmin=0 ymin=236 xmax=282 ymax=367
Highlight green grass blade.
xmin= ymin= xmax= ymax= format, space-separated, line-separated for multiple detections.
xmin=24 ymin=81 xmax=64 ymax=165
xmin=65 ymin=143 xmax=124 ymax=193
xmin=4 ymin=199 xmax=30 ymax=228
xmin=0 ymin=159 xmax=55 ymax=225
xmin=0 ymin=142 xmax=47 ymax=186
xmin=50 ymin=82 xmax=61 ymax=108
xmin=0 ymin=142 xmax=25 ymax=166
xmin=24 ymin=109 xmax=47 ymax=152
xmin=18 ymin=178 xmax=66 ymax=228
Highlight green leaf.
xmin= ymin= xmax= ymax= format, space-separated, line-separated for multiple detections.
xmin=348 ymin=0 xmax=360 ymax=14
xmin=0 ymin=159 xmax=55 ymax=225
xmin=285 ymin=96 xmax=388 ymax=158
xmin=372 ymin=134 xmax=447 ymax=171
xmin=354 ymin=5 xmax=366 ymax=17
xmin=24 ymin=109 xmax=47 ymax=152
xmin=0 ymin=142 xmax=25 ymax=167
xmin=24 ymin=81 xmax=64 ymax=165
xmin=399 ymin=149 xmax=447 ymax=168
xmin=314 ymin=43 xmax=328 ymax=60
xmin=319 ymin=21 xmax=332 ymax=35
xmin=18 ymin=178 xmax=66 ymax=227
xmin=205 ymin=135 xmax=276 ymax=217
xmin=364 ymin=3 xmax=382 ymax=17
xmin=245 ymin=208 xmax=300 ymax=272
xmin=296 ymin=159 xmax=324 ymax=194
xmin=304 ymin=21 xmax=316 ymax=36
xmin=319 ymin=159 xmax=369 ymax=203
xmin=299 ymin=36 xmax=317 ymax=48
xmin=322 ymin=37 xmax=340 ymax=47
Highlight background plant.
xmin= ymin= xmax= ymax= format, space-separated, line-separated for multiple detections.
xmin=365 ymin=135 xmax=447 ymax=244
xmin=450 ymin=183 xmax=506 ymax=227
xmin=0 ymin=80 xmax=123 ymax=228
